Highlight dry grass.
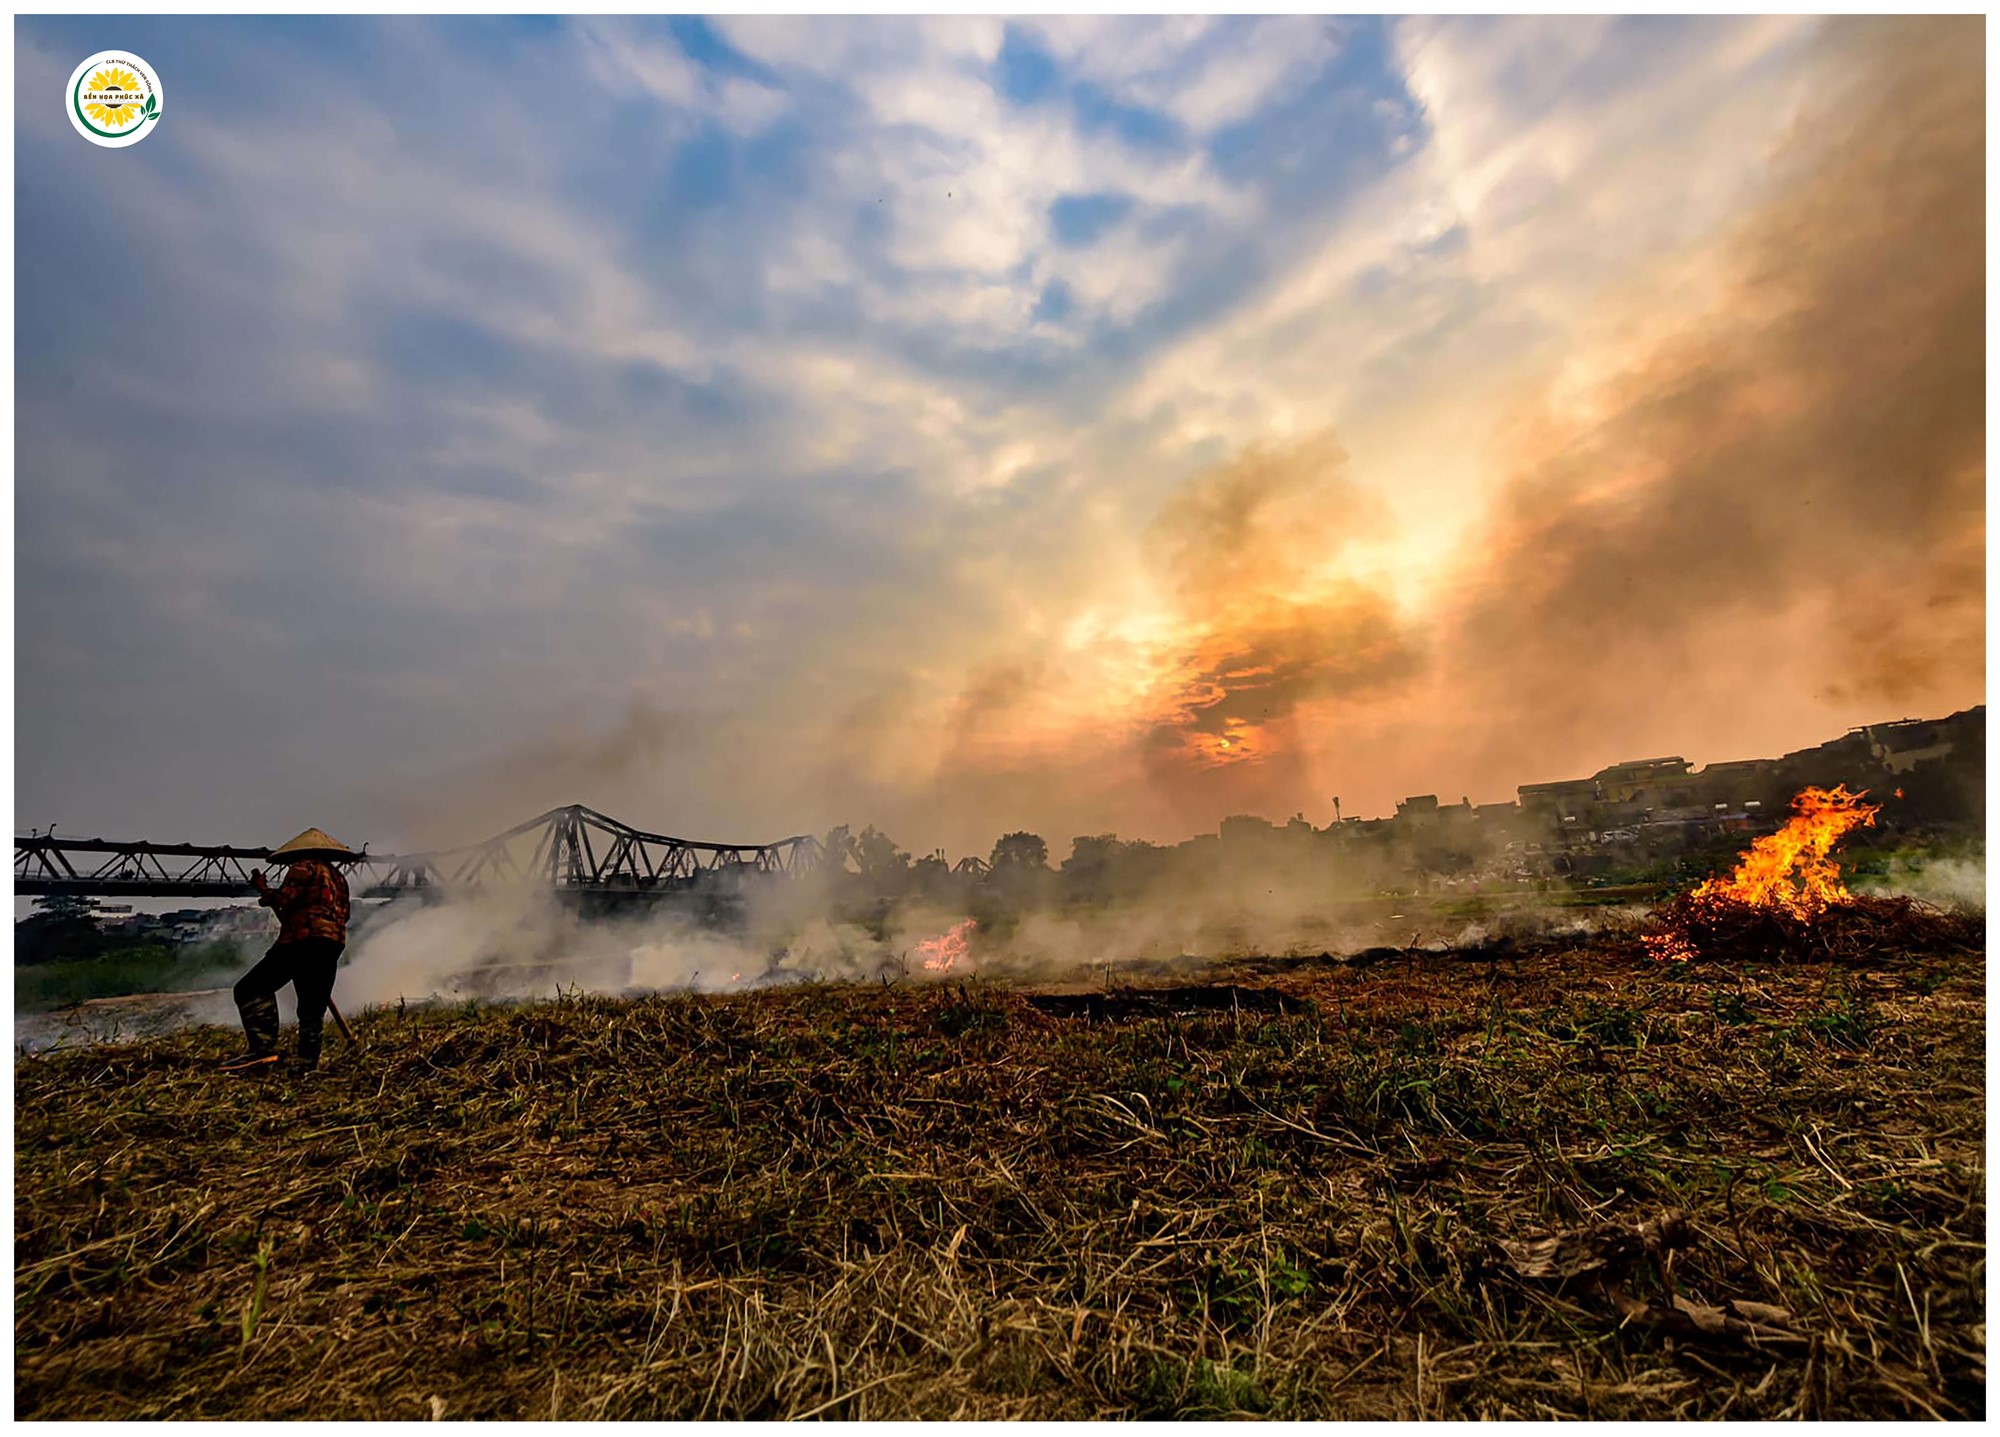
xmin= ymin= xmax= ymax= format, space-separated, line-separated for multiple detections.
xmin=15 ymin=924 xmax=1985 ymax=1419
xmin=1644 ymin=893 xmax=1982 ymax=967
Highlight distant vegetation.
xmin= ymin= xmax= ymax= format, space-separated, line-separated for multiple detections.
xmin=14 ymin=895 xmax=112 ymax=966
xmin=15 ymin=942 xmax=245 ymax=1015
xmin=14 ymin=896 xmax=261 ymax=1014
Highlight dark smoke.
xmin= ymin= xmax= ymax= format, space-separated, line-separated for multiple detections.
xmin=1434 ymin=14 xmax=1984 ymax=786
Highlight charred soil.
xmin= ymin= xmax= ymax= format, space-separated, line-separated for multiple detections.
xmin=14 ymin=925 xmax=1985 ymax=1419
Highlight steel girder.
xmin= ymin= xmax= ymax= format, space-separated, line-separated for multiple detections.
xmin=13 ymin=835 xmax=282 ymax=898
xmin=373 ymin=806 xmax=822 ymax=896
xmin=15 ymin=806 xmax=826 ymax=901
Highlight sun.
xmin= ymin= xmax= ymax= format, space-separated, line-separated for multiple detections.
xmin=83 ymin=67 xmax=145 ymax=129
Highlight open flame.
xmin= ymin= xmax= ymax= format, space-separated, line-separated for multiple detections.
xmin=1646 ymin=785 xmax=1879 ymax=960
xmin=917 ymin=918 xmax=976 ymax=974
xmin=1692 ymin=785 xmax=1879 ymax=917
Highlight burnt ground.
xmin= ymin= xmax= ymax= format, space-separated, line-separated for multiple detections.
xmin=14 ymin=924 xmax=1985 ymax=1419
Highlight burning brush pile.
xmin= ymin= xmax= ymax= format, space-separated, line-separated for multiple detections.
xmin=1645 ymin=786 xmax=1979 ymax=964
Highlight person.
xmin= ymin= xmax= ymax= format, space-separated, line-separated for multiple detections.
xmin=221 ymin=828 xmax=354 ymax=1073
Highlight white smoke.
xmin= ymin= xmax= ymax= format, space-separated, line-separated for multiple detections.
xmin=334 ymin=883 xmax=919 ymax=1009
xmin=1856 ymin=853 xmax=1986 ymax=911
xmin=328 ymin=863 xmax=1628 ymax=1011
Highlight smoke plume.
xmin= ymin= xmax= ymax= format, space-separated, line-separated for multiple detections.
xmin=1430 ymin=15 xmax=1983 ymax=787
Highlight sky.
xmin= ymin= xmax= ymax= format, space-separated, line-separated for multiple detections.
xmin=14 ymin=15 xmax=1986 ymax=862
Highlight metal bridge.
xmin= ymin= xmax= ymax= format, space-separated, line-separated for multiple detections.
xmin=14 ymin=805 xmax=824 ymax=903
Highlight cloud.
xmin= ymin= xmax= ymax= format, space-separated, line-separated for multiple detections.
xmin=14 ymin=15 xmax=1980 ymax=870
xmin=571 ymin=19 xmax=792 ymax=135
xmin=1024 ymin=16 xmax=1339 ymax=136
xmin=1138 ymin=436 xmax=1415 ymax=771
xmin=1117 ymin=17 xmax=1828 ymax=512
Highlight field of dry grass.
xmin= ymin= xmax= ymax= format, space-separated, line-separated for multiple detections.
xmin=14 ymin=917 xmax=1984 ymax=1419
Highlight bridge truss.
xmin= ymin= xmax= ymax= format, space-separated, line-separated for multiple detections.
xmin=13 ymin=836 xmax=280 ymax=901
xmin=370 ymin=806 xmax=822 ymax=898
xmin=15 ymin=805 xmax=825 ymax=904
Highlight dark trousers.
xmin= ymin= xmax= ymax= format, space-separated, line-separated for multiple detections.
xmin=235 ymin=938 xmax=344 ymax=1065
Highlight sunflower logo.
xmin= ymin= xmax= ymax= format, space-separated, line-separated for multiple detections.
xmin=82 ymin=67 xmax=147 ymax=129
xmin=66 ymin=51 xmax=163 ymax=148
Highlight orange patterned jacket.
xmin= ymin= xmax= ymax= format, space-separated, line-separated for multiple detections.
xmin=263 ymin=860 xmax=350 ymax=944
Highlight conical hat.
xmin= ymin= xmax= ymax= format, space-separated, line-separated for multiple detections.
xmin=269 ymin=827 xmax=356 ymax=862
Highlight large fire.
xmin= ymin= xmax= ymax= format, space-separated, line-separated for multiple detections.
xmin=1646 ymin=785 xmax=1880 ymax=960
xmin=1691 ymin=785 xmax=1880 ymax=916
xmin=917 ymin=918 xmax=976 ymax=974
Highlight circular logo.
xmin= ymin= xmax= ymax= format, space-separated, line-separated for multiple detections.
xmin=66 ymin=51 xmax=163 ymax=148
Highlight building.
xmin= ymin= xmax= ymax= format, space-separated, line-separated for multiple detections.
xmin=1473 ymin=801 xmax=1524 ymax=839
xmin=1394 ymin=794 xmax=1440 ymax=825
xmin=1517 ymin=778 xmax=1598 ymax=823
xmin=1689 ymin=758 xmax=1780 ymax=812
xmin=1218 ymin=815 xmax=1276 ymax=847
xmin=1592 ymin=757 xmax=1696 ymax=810
xmin=1860 ymin=716 xmax=1966 ymax=774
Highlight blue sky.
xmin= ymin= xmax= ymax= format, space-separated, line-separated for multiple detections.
xmin=16 ymin=15 xmax=1979 ymax=857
